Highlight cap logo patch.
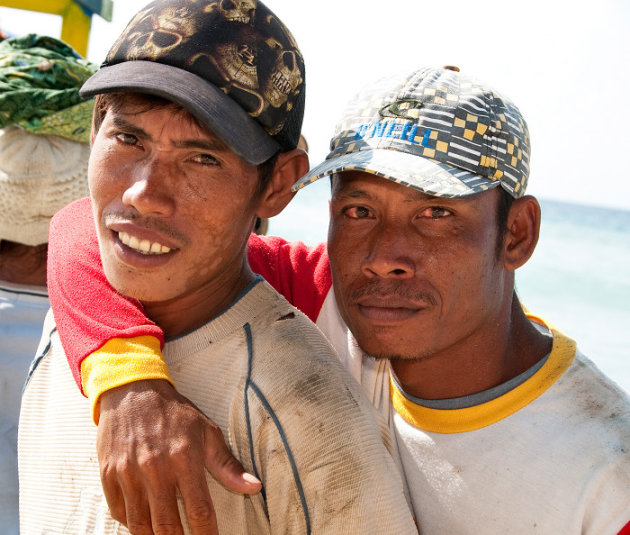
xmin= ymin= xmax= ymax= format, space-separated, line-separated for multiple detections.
xmin=379 ymin=99 xmax=424 ymax=121
xmin=355 ymin=120 xmax=433 ymax=148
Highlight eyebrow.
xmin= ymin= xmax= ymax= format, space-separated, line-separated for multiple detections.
xmin=335 ymin=183 xmax=438 ymax=203
xmin=110 ymin=116 xmax=227 ymax=152
xmin=111 ymin=116 xmax=148 ymax=140
xmin=174 ymin=138 xmax=227 ymax=152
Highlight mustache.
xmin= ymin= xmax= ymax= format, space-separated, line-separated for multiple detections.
xmin=103 ymin=210 xmax=188 ymax=244
xmin=347 ymin=280 xmax=437 ymax=306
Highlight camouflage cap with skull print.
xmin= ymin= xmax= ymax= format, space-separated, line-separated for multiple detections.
xmin=80 ymin=0 xmax=305 ymax=165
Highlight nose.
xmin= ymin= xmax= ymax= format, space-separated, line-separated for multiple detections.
xmin=361 ymin=222 xmax=416 ymax=279
xmin=122 ymin=156 xmax=175 ymax=217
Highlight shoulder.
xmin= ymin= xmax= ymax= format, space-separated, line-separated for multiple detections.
xmin=558 ymin=351 xmax=630 ymax=430
xmin=527 ymin=314 xmax=630 ymax=438
xmin=248 ymin=281 xmax=342 ymax=371
xmin=531 ymin=349 xmax=630 ymax=489
xmin=19 ymin=310 xmax=104 ymax=534
xmin=49 ymin=197 xmax=93 ymax=234
xmin=20 ymin=308 xmax=93 ymax=450
xmin=561 ymin=355 xmax=630 ymax=534
xmin=246 ymin=284 xmax=372 ymax=412
xmin=240 ymin=288 xmax=394 ymax=468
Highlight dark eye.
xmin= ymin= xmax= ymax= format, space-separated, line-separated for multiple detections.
xmin=115 ymin=132 xmax=139 ymax=145
xmin=344 ymin=206 xmax=372 ymax=219
xmin=419 ymin=206 xmax=452 ymax=219
xmin=192 ymin=153 xmax=219 ymax=166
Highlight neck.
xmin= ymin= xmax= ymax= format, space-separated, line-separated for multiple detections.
xmin=142 ymin=260 xmax=256 ymax=340
xmin=391 ymin=295 xmax=552 ymax=399
xmin=0 ymin=241 xmax=48 ymax=287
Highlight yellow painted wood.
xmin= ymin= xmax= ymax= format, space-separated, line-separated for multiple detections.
xmin=0 ymin=0 xmax=71 ymax=16
xmin=60 ymin=1 xmax=91 ymax=57
xmin=0 ymin=0 xmax=92 ymax=57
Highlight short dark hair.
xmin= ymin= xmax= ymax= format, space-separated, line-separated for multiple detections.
xmin=92 ymin=92 xmax=278 ymax=195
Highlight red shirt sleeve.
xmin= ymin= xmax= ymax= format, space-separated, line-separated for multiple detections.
xmin=247 ymin=233 xmax=331 ymax=323
xmin=47 ymin=198 xmax=164 ymax=393
xmin=619 ymin=521 xmax=630 ymax=535
xmin=47 ymin=198 xmax=331 ymax=391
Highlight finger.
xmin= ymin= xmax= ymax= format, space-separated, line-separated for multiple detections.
xmin=202 ymin=422 xmax=261 ymax=494
xmin=175 ymin=473 xmax=218 ymax=535
xmin=159 ymin=429 xmax=217 ymax=534
xmin=99 ymin=463 xmax=128 ymax=526
xmin=146 ymin=486 xmax=187 ymax=535
xmin=121 ymin=487 xmax=155 ymax=535
xmin=127 ymin=456 xmax=184 ymax=534
xmin=113 ymin=452 xmax=178 ymax=534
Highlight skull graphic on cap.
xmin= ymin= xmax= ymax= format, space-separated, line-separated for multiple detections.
xmin=188 ymin=7 xmax=303 ymax=134
xmin=101 ymin=0 xmax=305 ymax=148
xmin=109 ymin=4 xmax=198 ymax=61
xmin=215 ymin=0 xmax=256 ymax=24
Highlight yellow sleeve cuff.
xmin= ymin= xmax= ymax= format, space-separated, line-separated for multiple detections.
xmin=80 ymin=335 xmax=174 ymax=425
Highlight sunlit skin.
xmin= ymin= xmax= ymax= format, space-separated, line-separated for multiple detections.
xmin=89 ymin=94 xmax=308 ymax=533
xmin=90 ymin=95 xmax=279 ymax=339
xmin=328 ymin=171 xmax=551 ymax=399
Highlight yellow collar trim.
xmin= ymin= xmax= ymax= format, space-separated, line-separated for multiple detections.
xmin=390 ymin=315 xmax=577 ymax=434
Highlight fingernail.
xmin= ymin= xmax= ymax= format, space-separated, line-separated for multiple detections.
xmin=243 ymin=473 xmax=261 ymax=485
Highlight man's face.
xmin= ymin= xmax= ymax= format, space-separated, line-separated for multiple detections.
xmin=89 ymin=95 xmax=262 ymax=306
xmin=328 ymin=172 xmax=509 ymax=362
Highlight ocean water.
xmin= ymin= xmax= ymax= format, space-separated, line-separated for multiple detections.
xmin=518 ymin=199 xmax=630 ymax=393
xmin=266 ymin=181 xmax=630 ymax=394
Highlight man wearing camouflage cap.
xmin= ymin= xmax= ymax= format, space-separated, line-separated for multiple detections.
xmin=46 ymin=59 xmax=630 ymax=533
xmin=17 ymin=1 xmax=418 ymax=534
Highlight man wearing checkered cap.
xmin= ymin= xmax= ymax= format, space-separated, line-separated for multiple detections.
xmin=17 ymin=1 xmax=419 ymax=534
xmin=48 ymin=65 xmax=630 ymax=533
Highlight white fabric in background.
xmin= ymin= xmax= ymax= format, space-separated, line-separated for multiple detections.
xmin=0 ymin=281 xmax=48 ymax=535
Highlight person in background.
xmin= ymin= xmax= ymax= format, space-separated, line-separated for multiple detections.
xmin=17 ymin=2 xmax=417 ymax=534
xmin=45 ymin=63 xmax=630 ymax=534
xmin=0 ymin=34 xmax=94 ymax=534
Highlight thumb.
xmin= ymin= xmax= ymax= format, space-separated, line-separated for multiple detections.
xmin=203 ymin=420 xmax=262 ymax=494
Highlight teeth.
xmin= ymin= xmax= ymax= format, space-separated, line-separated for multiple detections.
xmin=118 ymin=232 xmax=171 ymax=255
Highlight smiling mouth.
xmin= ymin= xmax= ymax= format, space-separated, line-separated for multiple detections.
xmin=118 ymin=231 xmax=172 ymax=255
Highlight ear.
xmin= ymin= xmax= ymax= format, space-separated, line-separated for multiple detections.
xmin=256 ymin=148 xmax=309 ymax=218
xmin=503 ymin=195 xmax=541 ymax=271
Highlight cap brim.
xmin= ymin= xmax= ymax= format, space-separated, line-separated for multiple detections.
xmin=292 ymin=148 xmax=502 ymax=198
xmin=80 ymin=61 xmax=280 ymax=165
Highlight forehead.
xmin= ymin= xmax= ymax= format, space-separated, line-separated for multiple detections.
xmin=331 ymin=171 xmax=437 ymax=202
xmin=331 ymin=171 xmax=501 ymax=208
xmin=103 ymin=92 xmax=177 ymax=113
xmin=101 ymin=92 xmax=229 ymax=148
xmin=103 ymin=93 xmax=201 ymax=128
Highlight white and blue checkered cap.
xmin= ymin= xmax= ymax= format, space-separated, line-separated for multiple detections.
xmin=293 ymin=66 xmax=530 ymax=199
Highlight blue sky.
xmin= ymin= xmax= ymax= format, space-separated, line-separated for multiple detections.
xmin=2 ymin=0 xmax=629 ymax=211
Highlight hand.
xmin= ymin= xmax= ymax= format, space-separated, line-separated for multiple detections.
xmin=96 ymin=379 xmax=261 ymax=534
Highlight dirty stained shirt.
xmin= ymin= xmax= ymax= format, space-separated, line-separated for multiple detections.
xmin=18 ymin=277 xmax=417 ymax=534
